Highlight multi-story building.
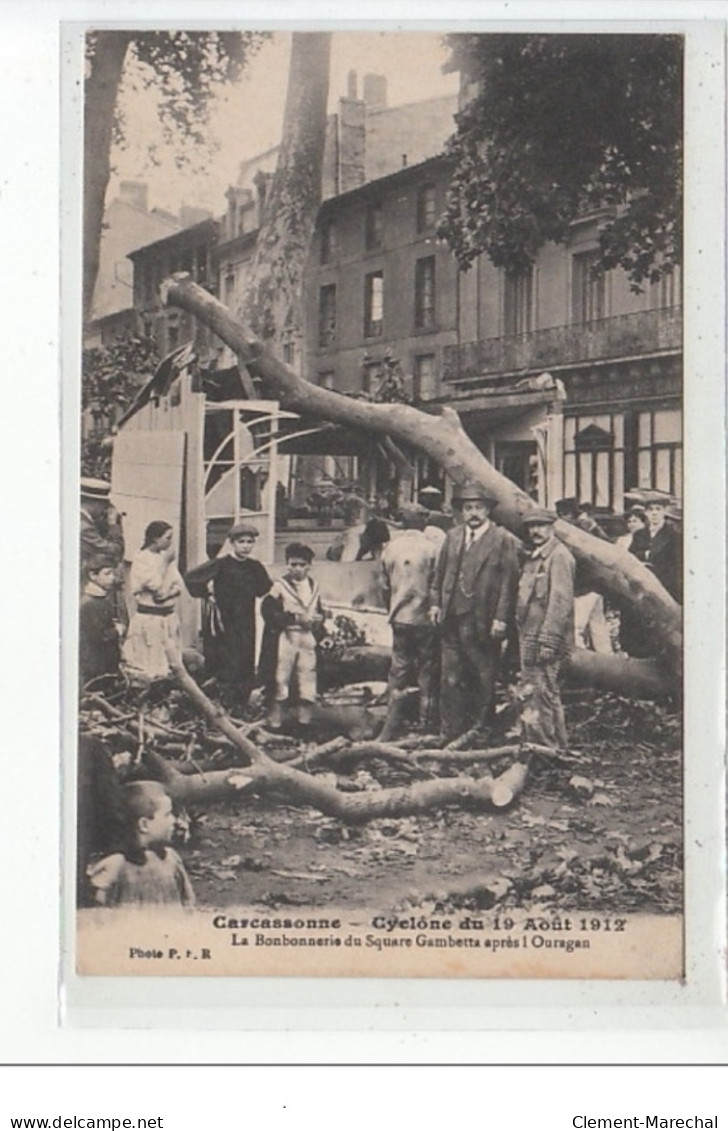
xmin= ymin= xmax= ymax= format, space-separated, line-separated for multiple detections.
xmin=128 ymin=214 xmax=219 ymax=360
xmin=305 ymin=148 xmax=682 ymax=512
xmin=113 ymin=74 xmax=681 ymax=650
xmin=121 ymin=72 xmax=681 ymax=537
xmin=85 ymin=180 xmax=181 ymax=348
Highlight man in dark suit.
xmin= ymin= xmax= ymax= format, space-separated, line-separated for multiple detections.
xmin=429 ymin=482 xmax=519 ymax=740
xmin=639 ymin=492 xmax=682 ymax=603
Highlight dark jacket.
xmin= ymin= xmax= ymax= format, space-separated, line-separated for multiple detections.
xmin=632 ymin=523 xmax=682 ymax=603
xmin=79 ymin=590 xmax=121 ymax=686
xmin=430 ymin=522 xmax=519 ymax=641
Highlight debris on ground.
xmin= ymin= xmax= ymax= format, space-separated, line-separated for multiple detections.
xmin=79 ymin=680 xmax=682 ymax=917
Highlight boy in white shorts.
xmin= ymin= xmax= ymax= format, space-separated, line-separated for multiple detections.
xmin=267 ymin=543 xmax=329 ymax=730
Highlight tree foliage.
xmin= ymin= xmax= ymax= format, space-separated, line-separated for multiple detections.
xmin=81 ymin=332 xmax=159 ymax=477
xmin=438 ymin=34 xmax=682 ymax=289
xmin=83 ymin=30 xmax=269 ymax=321
xmin=90 ymin=30 xmax=270 ymax=165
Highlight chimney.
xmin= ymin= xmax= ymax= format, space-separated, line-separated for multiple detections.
xmin=118 ymin=180 xmax=148 ymax=212
xmin=337 ymin=95 xmax=366 ymax=193
xmin=363 ymin=73 xmax=387 ymax=112
xmin=253 ymin=171 xmax=273 ymax=225
xmin=347 ymin=69 xmax=358 ymax=99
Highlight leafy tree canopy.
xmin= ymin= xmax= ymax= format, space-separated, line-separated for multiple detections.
xmin=87 ymin=30 xmax=270 ymax=164
xmin=81 ymin=332 xmax=159 ymax=477
xmin=438 ymin=34 xmax=682 ymax=290
xmin=82 ymin=331 xmax=158 ymax=417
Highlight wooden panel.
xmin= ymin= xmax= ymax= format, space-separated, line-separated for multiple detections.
xmin=111 ymin=430 xmax=185 ymax=561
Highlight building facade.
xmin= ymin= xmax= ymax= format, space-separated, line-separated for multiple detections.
xmin=128 ymin=217 xmax=219 ymax=361
xmin=305 ymin=150 xmax=682 ymax=513
xmin=124 ymin=82 xmax=681 ymax=520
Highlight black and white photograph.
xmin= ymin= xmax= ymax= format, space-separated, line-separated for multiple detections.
xmin=73 ymin=26 xmax=687 ymax=979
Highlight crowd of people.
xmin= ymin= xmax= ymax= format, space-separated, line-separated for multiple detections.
xmin=77 ymin=474 xmax=682 ymax=912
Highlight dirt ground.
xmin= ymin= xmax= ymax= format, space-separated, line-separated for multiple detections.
xmin=183 ymin=693 xmax=682 ymax=918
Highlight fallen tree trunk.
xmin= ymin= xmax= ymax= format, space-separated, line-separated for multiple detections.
xmin=564 ymin=650 xmax=672 ymax=700
xmin=161 ymin=276 xmax=681 ymax=690
xmin=155 ymin=650 xmax=530 ymax=818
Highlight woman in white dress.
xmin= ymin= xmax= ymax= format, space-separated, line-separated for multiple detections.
xmin=122 ymin=521 xmax=183 ymax=680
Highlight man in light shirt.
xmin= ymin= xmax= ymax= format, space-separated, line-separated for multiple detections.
xmin=379 ymin=505 xmax=439 ymax=737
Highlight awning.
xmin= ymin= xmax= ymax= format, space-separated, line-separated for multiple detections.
xmin=439 ymin=371 xmax=566 ymax=430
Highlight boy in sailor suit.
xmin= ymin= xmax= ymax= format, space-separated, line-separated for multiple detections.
xmin=266 ymin=542 xmax=329 ymax=730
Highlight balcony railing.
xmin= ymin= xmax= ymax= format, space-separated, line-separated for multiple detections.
xmin=443 ymin=306 xmax=682 ymax=384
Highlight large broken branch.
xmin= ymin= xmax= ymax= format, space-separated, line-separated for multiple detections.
xmin=157 ymin=650 xmax=530 ymax=818
xmin=564 ymin=650 xmax=672 ymax=700
xmin=162 ymin=276 xmax=681 ymax=689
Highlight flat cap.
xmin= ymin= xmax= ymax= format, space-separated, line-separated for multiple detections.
xmin=642 ymin=490 xmax=674 ymax=506
xmin=522 ymin=508 xmax=557 ymax=526
xmin=80 ymin=477 xmax=112 ymax=500
xmin=229 ymin=522 xmax=259 ymax=539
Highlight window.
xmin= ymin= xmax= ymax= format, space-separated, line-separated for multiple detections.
xmin=318 ymin=370 xmax=335 ymax=389
xmin=414 ymin=256 xmax=436 ymax=329
xmin=650 ymin=267 xmax=680 ymax=309
xmin=362 ymin=360 xmax=383 ymax=397
xmin=224 ymin=267 xmax=236 ymax=306
xmin=563 ymin=413 xmax=625 ymax=510
xmin=142 ymin=263 xmax=155 ymax=305
xmin=636 ymin=409 xmax=682 ymax=497
xmin=572 ymin=250 xmax=606 ymax=323
xmin=196 ymin=248 xmax=209 ymax=287
xmin=318 ymin=284 xmax=337 ymax=348
xmin=415 ymin=457 xmax=444 ymax=497
xmin=417 ymin=185 xmax=437 ymax=232
xmin=364 ymin=272 xmax=384 ymax=338
xmin=503 ymin=268 xmax=534 ymax=336
xmin=495 ymin=442 xmax=539 ymax=498
xmin=203 ymin=409 xmax=235 ymax=492
xmin=365 ymin=202 xmax=383 ymax=249
xmin=413 ymin=353 xmax=436 ymax=400
xmin=320 ymin=218 xmax=338 ymax=264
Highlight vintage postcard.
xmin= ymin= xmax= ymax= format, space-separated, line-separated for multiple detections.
xmin=69 ymin=22 xmax=707 ymax=987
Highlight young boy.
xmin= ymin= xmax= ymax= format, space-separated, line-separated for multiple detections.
xmin=264 ymin=542 xmax=328 ymax=730
xmin=79 ymin=553 xmax=122 ymax=687
xmin=87 ymin=780 xmax=195 ymax=908
xmin=192 ymin=522 xmax=272 ymax=711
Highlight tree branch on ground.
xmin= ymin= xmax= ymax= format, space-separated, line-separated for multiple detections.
xmin=155 ymin=648 xmax=531 ymax=819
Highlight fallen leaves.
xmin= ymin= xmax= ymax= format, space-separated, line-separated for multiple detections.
xmin=82 ymin=678 xmax=682 ymax=917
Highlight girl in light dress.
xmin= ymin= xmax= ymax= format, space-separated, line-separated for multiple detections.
xmin=122 ymin=521 xmax=183 ymax=680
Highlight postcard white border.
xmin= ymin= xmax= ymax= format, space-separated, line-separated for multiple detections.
xmin=0 ymin=0 xmax=724 ymax=1061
